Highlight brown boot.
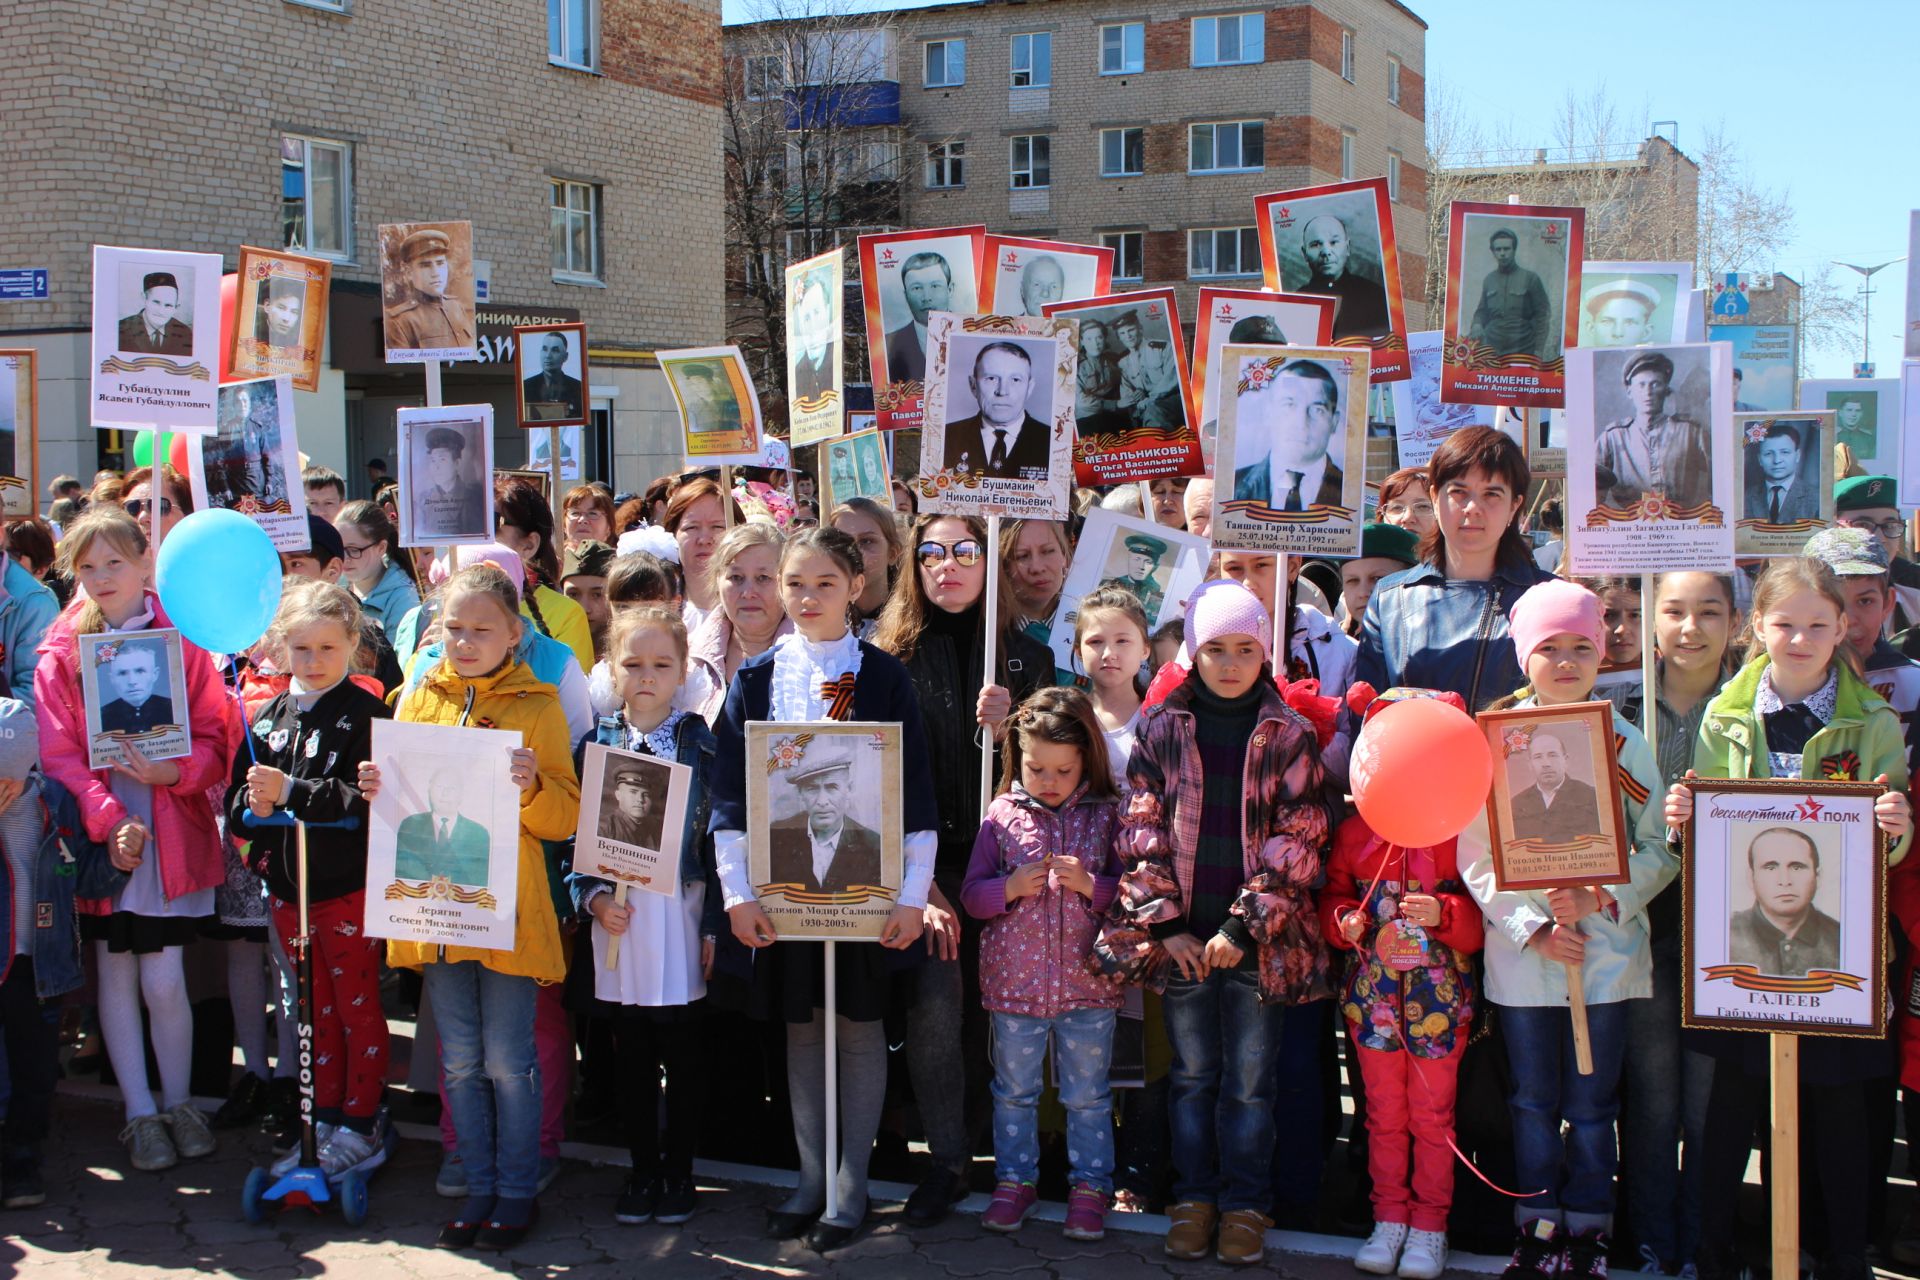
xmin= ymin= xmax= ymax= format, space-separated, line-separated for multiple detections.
xmin=1163 ymin=1200 xmax=1217 ymax=1260
xmin=1215 ymin=1208 xmax=1273 ymax=1265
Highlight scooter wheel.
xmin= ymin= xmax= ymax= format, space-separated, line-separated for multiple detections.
xmin=241 ymin=1166 xmax=273 ymax=1224
xmin=338 ymin=1171 xmax=369 ymax=1226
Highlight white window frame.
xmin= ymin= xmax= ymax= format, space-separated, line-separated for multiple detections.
xmin=925 ymin=140 xmax=965 ymax=189
xmin=1387 ymin=150 xmax=1402 ymax=202
xmin=549 ymin=0 xmax=597 ymax=72
xmin=1100 ymin=22 xmax=1145 ymax=75
xmin=1188 ymin=227 xmax=1261 ymax=279
xmin=1387 ymin=55 xmax=1402 ymax=105
xmin=1339 ymin=27 xmax=1355 ymax=81
xmin=924 ymin=38 xmax=966 ymax=87
xmin=1102 ymin=231 xmax=1144 ymax=282
xmin=1009 ymin=134 xmax=1051 ymax=189
xmin=281 ymin=134 xmax=353 ymax=261
xmin=1191 ymin=12 xmax=1263 ymax=68
xmin=1188 ymin=120 xmax=1264 ymax=174
xmin=1100 ymin=127 xmax=1144 ymax=178
xmin=1340 ymin=129 xmax=1356 ymax=180
xmin=550 ymin=178 xmax=602 ymax=282
xmin=285 ymin=0 xmax=348 ymax=12
xmin=744 ymin=53 xmax=784 ymax=100
xmin=1010 ymin=31 xmax=1051 ymax=87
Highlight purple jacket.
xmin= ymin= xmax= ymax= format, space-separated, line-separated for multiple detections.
xmin=961 ymin=783 xmax=1125 ymax=1019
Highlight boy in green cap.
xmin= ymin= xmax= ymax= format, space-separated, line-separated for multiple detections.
xmin=1833 ymin=476 xmax=1920 ymax=649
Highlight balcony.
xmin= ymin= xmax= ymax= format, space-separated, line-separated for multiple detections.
xmin=784 ymin=80 xmax=900 ymax=130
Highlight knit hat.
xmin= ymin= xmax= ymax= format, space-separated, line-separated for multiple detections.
xmin=1834 ymin=475 xmax=1898 ymax=513
xmin=562 ymin=539 xmax=616 ymax=581
xmin=1183 ymin=579 xmax=1272 ymax=659
xmin=426 ymin=542 xmax=526 ymax=600
xmin=0 ymin=699 xmax=39 ymax=781
xmin=1803 ymin=525 xmax=1888 ymax=577
xmin=301 ymin=514 xmax=345 ymax=565
xmin=1358 ymin=521 xmax=1419 ymax=566
xmin=1507 ymin=578 xmax=1606 ymax=667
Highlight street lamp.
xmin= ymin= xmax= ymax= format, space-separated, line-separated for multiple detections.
xmin=1832 ymin=257 xmax=1905 ymax=372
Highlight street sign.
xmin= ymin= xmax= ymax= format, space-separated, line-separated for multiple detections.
xmin=1854 ymin=362 xmax=1875 ymax=378
xmin=1712 ymin=272 xmax=1749 ymax=318
xmin=473 ymin=259 xmax=492 ymax=304
xmin=0 ymin=269 xmax=49 ymax=301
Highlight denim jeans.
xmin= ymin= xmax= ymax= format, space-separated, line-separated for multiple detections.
xmin=425 ymin=961 xmax=541 ymax=1200
xmin=1163 ymin=965 xmax=1285 ymax=1213
xmin=1500 ymin=1000 xmax=1632 ymax=1234
xmin=1621 ymin=935 xmax=1714 ymax=1266
xmin=989 ymin=1007 xmax=1117 ymax=1192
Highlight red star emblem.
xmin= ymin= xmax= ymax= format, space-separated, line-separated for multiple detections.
xmin=1796 ymin=796 xmax=1824 ymax=821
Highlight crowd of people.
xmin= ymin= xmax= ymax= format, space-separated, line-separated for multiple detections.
xmin=2 ymin=431 xmax=1919 ymax=1280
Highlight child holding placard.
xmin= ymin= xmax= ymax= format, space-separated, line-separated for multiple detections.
xmin=566 ymin=604 xmax=721 ymax=1227
xmin=1460 ymin=578 xmax=1672 ymax=1280
xmin=1664 ymin=556 xmax=1911 ymax=1280
xmin=1072 ymin=585 xmax=1149 ymax=788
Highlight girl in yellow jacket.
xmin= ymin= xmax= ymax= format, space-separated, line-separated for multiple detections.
xmin=357 ymin=563 xmax=579 ymax=1251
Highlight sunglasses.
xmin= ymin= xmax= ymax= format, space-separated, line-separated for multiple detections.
xmin=123 ymin=498 xmax=173 ymax=518
xmin=917 ymin=539 xmax=984 ymax=570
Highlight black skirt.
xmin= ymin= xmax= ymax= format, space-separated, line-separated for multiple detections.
xmin=712 ymin=935 xmax=925 ymax=1025
xmin=82 ymin=911 xmax=210 ymax=955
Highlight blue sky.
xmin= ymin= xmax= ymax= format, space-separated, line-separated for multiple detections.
xmin=722 ymin=0 xmax=1916 ymax=378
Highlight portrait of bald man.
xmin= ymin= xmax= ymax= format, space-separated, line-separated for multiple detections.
xmin=1283 ymin=213 xmax=1389 ymax=341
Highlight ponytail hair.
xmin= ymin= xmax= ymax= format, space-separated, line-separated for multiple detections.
xmin=998 ymin=685 xmax=1115 ymax=799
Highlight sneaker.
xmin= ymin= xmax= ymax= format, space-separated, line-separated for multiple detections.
xmin=981 ymin=1180 xmax=1038 ymax=1232
xmin=1063 ymin=1183 xmax=1107 ymax=1242
xmin=259 ymin=1077 xmax=298 ymax=1138
xmin=1215 ymin=1208 xmax=1272 ymax=1265
xmin=162 ymin=1103 xmax=214 ymax=1159
xmin=1357 ymin=1221 xmax=1410 ymax=1275
xmin=655 ymin=1176 xmax=697 ymax=1225
xmin=270 ymin=1121 xmax=335 ymax=1176
xmin=1676 ymin=1267 xmax=1699 ymax=1280
xmin=535 ymin=1156 xmax=560 ymax=1195
xmin=904 ymin=1164 xmax=968 ymax=1228
xmin=1164 ymin=1200 xmax=1218 ymax=1261
xmin=1399 ymin=1229 xmax=1449 ymax=1280
xmin=1565 ymin=1228 xmax=1612 ymax=1280
xmin=120 ymin=1115 xmax=177 ymax=1172
xmin=318 ymin=1124 xmax=387 ymax=1181
xmin=211 ymin=1071 xmax=268 ymax=1129
xmin=436 ymin=1152 xmax=469 ymax=1198
xmin=614 ymin=1176 xmax=658 ymax=1225
xmin=2 ymin=1162 xmax=46 ymax=1209
xmin=1504 ymin=1219 xmax=1564 ymax=1280
xmin=1639 ymin=1244 xmax=1669 ymax=1274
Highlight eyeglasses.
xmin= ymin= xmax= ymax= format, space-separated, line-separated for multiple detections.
xmin=1381 ymin=500 xmax=1435 ymax=519
xmin=917 ymin=539 xmax=984 ymax=569
xmin=340 ymin=542 xmax=376 ymax=561
xmin=123 ymin=498 xmax=172 ymax=518
xmin=1836 ymin=515 xmax=1907 ymax=540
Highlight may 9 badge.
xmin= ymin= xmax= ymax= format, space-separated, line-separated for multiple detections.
xmin=1377 ymin=916 xmax=1430 ymax=971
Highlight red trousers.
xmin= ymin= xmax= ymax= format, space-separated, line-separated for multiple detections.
xmin=1355 ymin=1038 xmax=1465 ymax=1232
xmin=270 ymin=891 xmax=390 ymax=1125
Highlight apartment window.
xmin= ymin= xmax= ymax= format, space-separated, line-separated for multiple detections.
xmin=1100 ymin=22 xmax=1144 ymax=74
xmin=744 ymin=54 xmax=784 ymax=100
xmin=1387 ymin=150 xmax=1402 ymax=202
xmin=281 ymin=135 xmax=352 ymax=260
xmin=1387 ymin=55 xmax=1402 ymax=105
xmin=550 ymin=178 xmax=601 ymax=280
xmin=1010 ymin=135 xmax=1051 ymax=189
xmin=1100 ymin=127 xmax=1144 ymax=177
xmin=1339 ymin=28 xmax=1354 ymax=81
xmin=549 ymin=0 xmax=596 ymax=70
xmin=1188 ymin=227 xmax=1260 ymax=278
xmin=1189 ymin=120 xmax=1263 ymax=173
xmin=1010 ymin=32 xmax=1050 ymax=87
xmin=925 ymin=38 xmax=966 ymax=87
xmin=1102 ymin=232 xmax=1144 ymax=282
xmin=1340 ymin=129 xmax=1356 ymax=180
xmin=1192 ymin=13 xmax=1263 ymax=67
xmin=925 ymin=140 xmax=965 ymax=188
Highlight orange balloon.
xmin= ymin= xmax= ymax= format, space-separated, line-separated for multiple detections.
xmin=167 ymin=432 xmax=191 ymax=476
xmin=217 ymin=272 xmax=239 ymax=384
xmin=1350 ymin=697 xmax=1492 ymax=848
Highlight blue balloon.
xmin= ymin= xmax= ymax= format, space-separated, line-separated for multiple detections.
xmin=156 ymin=509 xmax=284 ymax=654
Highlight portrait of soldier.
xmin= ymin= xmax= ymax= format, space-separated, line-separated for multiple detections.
xmin=1112 ymin=310 xmax=1184 ymax=428
xmin=883 ymin=251 xmax=952 ymax=383
xmin=1581 ymin=279 xmax=1660 ymax=348
xmin=1728 ymin=826 xmax=1841 ymax=978
xmin=1507 ymin=728 xmax=1601 ymax=845
xmin=522 ymin=331 xmax=584 ymax=422
xmin=1593 ymin=351 xmax=1713 ymax=510
xmin=676 ymin=364 xmax=743 ymax=436
xmin=943 ymin=341 xmax=1052 ymax=480
xmin=1467 ymin=227 xmax=1551 ymax=359
xmin=1291 ymin=214 xmax=1388 ymax=340
xmin=1115 ymin=532 xmax=1169 ymax=616
xmin=384 ymin=227 xmax=474 ymax=353
xmin=1830 ymin=394 xmax=1876 ymax=458
xmin=599 ymin=761 xmax=666 ymax=850
xmin=765 ymin=741 xmax=881 ymax=896
xmin=413 ymin=424 xmax=486 ymax=539
xmin=118 ymin=271 xmax=194 ymax=356
xmin=1230 ymin=359 xmax=1346 ymax=512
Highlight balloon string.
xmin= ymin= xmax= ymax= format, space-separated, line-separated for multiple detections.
xmin=1345 ymin=840 xmax=1548 ymax=1203
xmin=227 ymin=657 xmax=258 ymax=768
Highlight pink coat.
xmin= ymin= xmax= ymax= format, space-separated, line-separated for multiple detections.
xmin=35 ymin=591 xmax=236 ymax=906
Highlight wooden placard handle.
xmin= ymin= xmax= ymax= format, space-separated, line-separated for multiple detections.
xmin=1564 ymin=957 xmax=1593 ymax=1076
xmin=603 ymin=882 xmax=630 ymax=969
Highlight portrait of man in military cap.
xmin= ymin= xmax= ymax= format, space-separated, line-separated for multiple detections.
xmin=1580 ymin=279 xmax=1658 ymax=348
xmin=598 ymin=757 xmax=669 ymax=851
xmin=379 ymin=220 xmax=477 ymax=360
xmin=118 ymin=269 xmax=195 ymax=355
xmin=764 ymin=739 xmax=882 ymax=896
xmin=1576 ymin=263 xmax=1689 ymax=350
xmin=398 ymin=407 xmax=493 ymax=545
xmin=1592 ymin=348 xmax=1713 ymax=510
xmin=1103 ymin=531 xmax=1171 ymax=616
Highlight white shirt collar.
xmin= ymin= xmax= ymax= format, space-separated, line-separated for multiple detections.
xmin=810 ymin=826 xmax=845 ymax=885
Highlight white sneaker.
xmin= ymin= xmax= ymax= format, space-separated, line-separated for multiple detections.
xmin=1398 ymin=1229 xmax=1448 ymax=1280
xmin=269 ymin=1121 xmax=335 ymax=1176
xmin=1357 ymin=1221 xmax=1410 ymax=1275
xmin=318 ymin=1123 xmax=387 ymax=1181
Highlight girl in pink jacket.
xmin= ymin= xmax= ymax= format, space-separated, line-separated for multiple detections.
xmin=36 ymin=510 xmax=235 ymax=1174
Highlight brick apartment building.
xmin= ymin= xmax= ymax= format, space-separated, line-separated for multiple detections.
xmin=2 ymin=0 xmax=727 ymax=496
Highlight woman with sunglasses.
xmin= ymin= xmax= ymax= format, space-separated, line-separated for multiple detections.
xmin=334 ymin=500 xmax=421 ymax=640
xmin=121 ymin=466 xmax=192 ymax=548
xmin=871 ymin=513 xmax=1055 ymax=1228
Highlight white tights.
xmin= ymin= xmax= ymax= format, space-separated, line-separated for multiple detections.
xmin=96 ymin=942 xmax=195 ymax=1120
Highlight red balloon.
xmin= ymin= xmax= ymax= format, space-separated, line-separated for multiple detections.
xmin=167 ymin=432 xmax=191 ymax=476
xmin=1350 ymin=697 xmax=1492 ymax=848
xmin=217 ymin=272 xmax=239 ymax=384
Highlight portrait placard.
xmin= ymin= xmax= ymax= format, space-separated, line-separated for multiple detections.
xmin=1477 ymin=702 xmax=1629 ymax=891
xmin=822 ymin=427 xmax=893 ymax=511
xmin=1733 ymin=413 xmax=1835 ymax=556
xmin=396 ymin=404 xmax=495 ymax=548
xmin=365 ymin=719 xmax=521 ymax=951
xmin=1046 ymin=509 xmax=1209 ymax=681
xmin=917 ymin=313 xmax=1076 ymax=520
xmin=187 ymin=376 xmax=308 ymax=552
xmin=1255 ymin=177 xmax=1410 ymax=382
xmin=1903 ymin=361 xmax=1920 ymax=508
xmin=514 ymin=321 xmax=589 ymax=428
xmin=1715 ymin=323 xmax=1797 ymax=412
xmin=1043 ymin=289 xmax=1204 ymax=486
xmin=0 ymin=349 xmax=38 ymax=517
xmin=659 ymin=345 xmax=764 ymax=465
xmin=1440 ymin=202 xmax=1585 ymax=408
xmin=1191 ymin=287 xmax=1338 ymax=467
xmin=1388 ymin=330 xmax=1496 ymax=470
xmin=378 ymin=220 xmax=477 ymax=364
xmin=745 ymin=721 xmax=904 ymax=941
xmin=1565 ymin=342 xmax=1734 ymax=574
xmin=231 ymin=246 xmax=331 ymax=392
xmin=1682 ymin=779 xmax=1887 ymax=1037
xmin=1907 ymin=211 xmax=1920 ymax=359
xmin=78 ymin=629 xmax=191 ymax=772
xmin=857 ymin=226 xmax=987 ymax=431
xmin=1576 ymin=261 xmax=1694 ymax=350
xmin=1799 ymin=377 xmax=1900 ymax=478
xmin=985 ymin=235 xmax=1113 ymax=318
xmin=494 ymin=468 xmax=551 ymax=504
xmin=785 ymin=247 xmax=845 ymax=447
xmin=576 ymin=744 xmax=692 ymax=900
xmin=90 ymin=245 xmax=222 ymax=433
xmin=1211 ymin=344 xmax=1369 ymax=557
